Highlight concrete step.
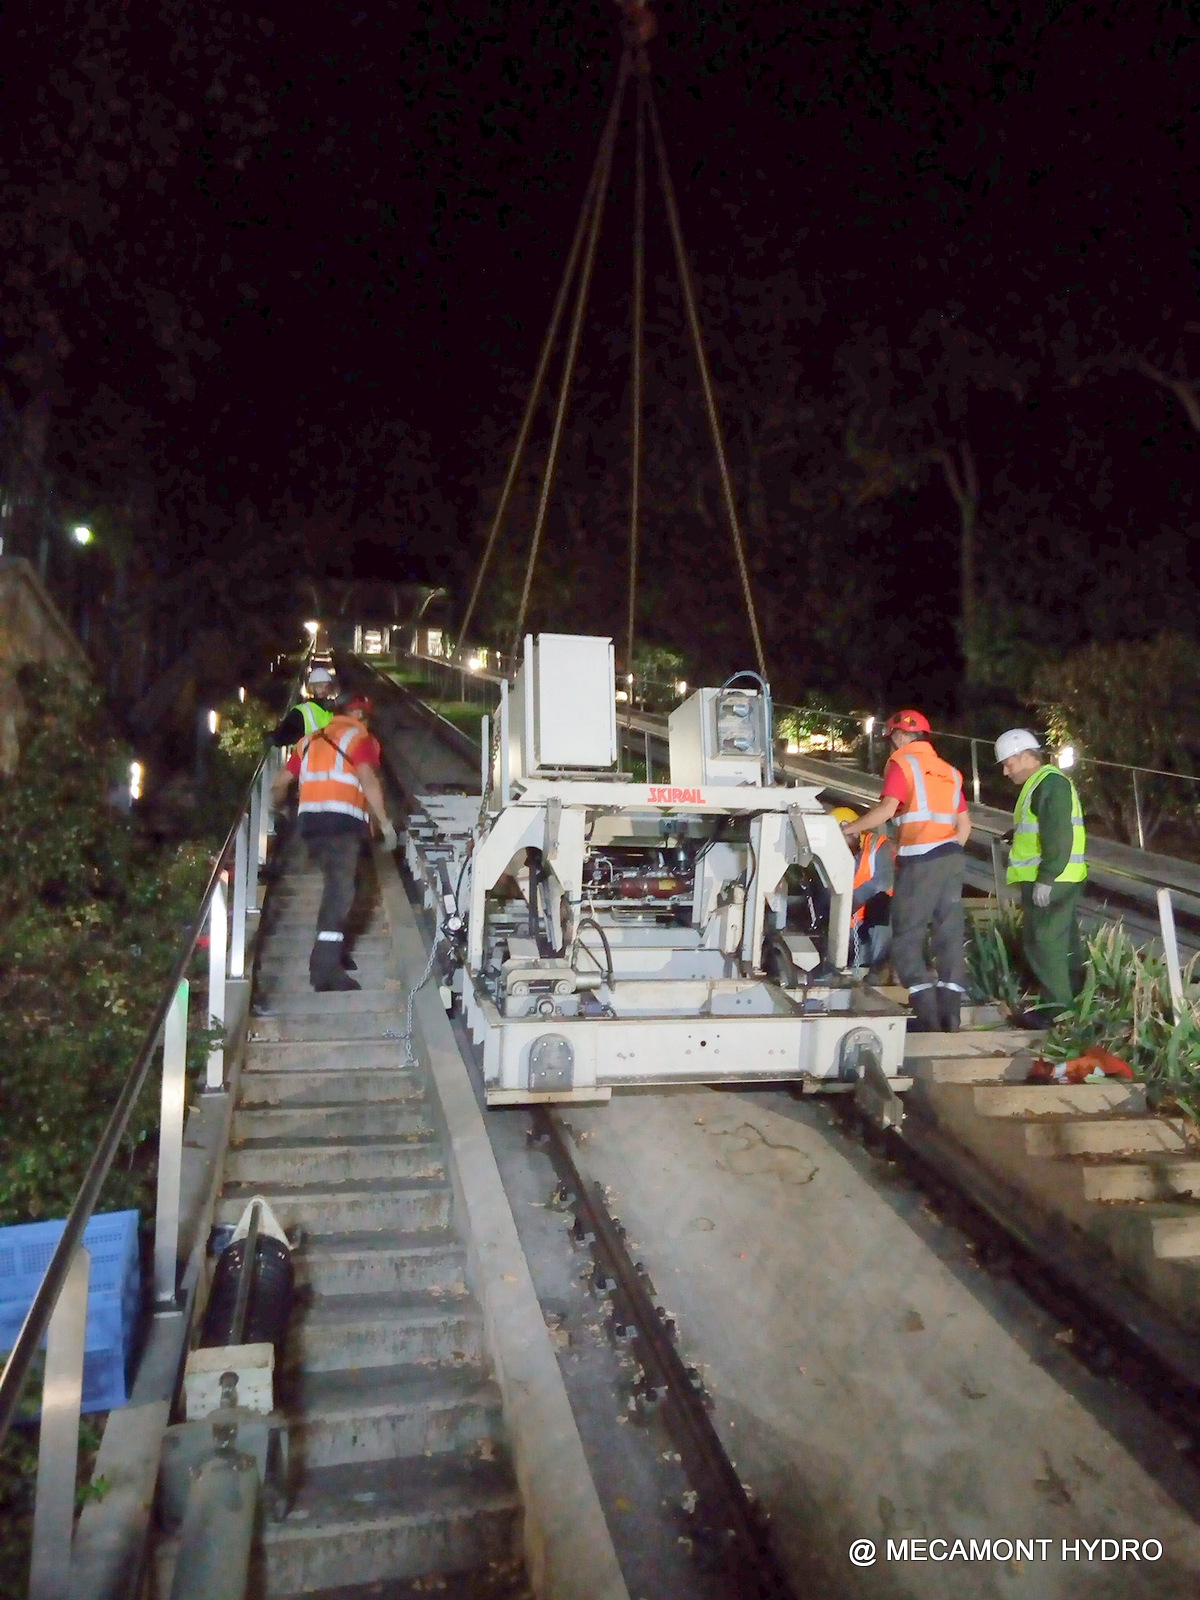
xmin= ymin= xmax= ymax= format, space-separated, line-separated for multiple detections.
xmin=286 ymin=1366 xmax=503 ymax=1467
xmin=257 ymin=965 xmax=392 ymax=996
xmin=239 ymin=1069 xmax=425 ymax=1108
xmin=1149 ymin=1207 xmax=1200 ymax=1259
xmin=296 ymin=1232 xmax=467 ymax=1298
xmin=907 ymin=1053 xmax=1031 ymax=1085
xmin=215 ymin=1179 xmax=452 ymax=1235
xmin=902 ymin=1029 xmax=1035 ymax=1059
xmin=223 ymin=1136 xmax=444 ymax=1187
xmin=1071 ymin=1155 xmax=1200 ymax=1204
xmin=262 ymin=1455 xmax=520 ymax=1595
xmin=291 ymin=1291 xmax=483 ymax=1373
xmin=246 ymin=1039 xmax=409 ymax=1072
xmin=234 ymin=1103 xmax=434 ymax=1143
xmin=971 ymin=1080 xmax=1146 ymax=1118
xmin=272 ymin=1572 xmax=531 ymax=1600
xmin=255 ymin=989 xmax=402 ymax=1018
xmin=1023 ymin=1114 xmax=1190 ymax=1158
xmin=250 ymin=1010 xmax=403 ymax=1044
xmin=261 ymin=934 xmax=393 ymax=959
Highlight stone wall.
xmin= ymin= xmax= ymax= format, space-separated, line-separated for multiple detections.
xmin=0 ymin=557 xmax=90 ymax=774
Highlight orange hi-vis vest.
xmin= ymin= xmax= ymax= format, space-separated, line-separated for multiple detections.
xmin=851 ymin=830 xmax=894 ymax=926
xmin=886 ymin=739 xmax=963 ymax=858
xmin=296 ymin=715 xmax=371 ymax=823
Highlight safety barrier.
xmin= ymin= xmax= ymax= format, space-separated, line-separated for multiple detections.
xmin=0 ymin=663 xmax=302 ymax=1599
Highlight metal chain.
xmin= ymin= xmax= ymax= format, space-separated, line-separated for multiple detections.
xmin=645 ymin=83 xmax=770 ymax=683
xmin=400 ymin=929 xmax=443 ymax=1071
xmin=509 ymin=50 xmax=632 ymax=659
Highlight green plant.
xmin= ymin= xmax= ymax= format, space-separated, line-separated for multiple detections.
xmin=1042 ymin=924 xmax=1200 ymax=1126
xmin=964 ymin=904 xmax=1031 ymax=1010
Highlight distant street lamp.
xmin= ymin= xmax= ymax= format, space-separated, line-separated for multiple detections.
xmin=304 ymin=619 xmax=319 ymax=638
xmin=1057 ymin=745 xmax=1077 ymax=770
xmin=72 ymin=525 xmax=93 ymax=546
xmin=207 ymin=710 xmax=220 ymax=735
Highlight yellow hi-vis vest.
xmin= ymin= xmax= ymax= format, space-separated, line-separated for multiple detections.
xmin=296 ymin=701 xmax=334 ymax=735
xmin=1007 ymin=764 xmax=1087 ymax=885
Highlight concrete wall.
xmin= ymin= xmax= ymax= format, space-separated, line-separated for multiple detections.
xmin=0 ymin=557 xmax=90 ymax=773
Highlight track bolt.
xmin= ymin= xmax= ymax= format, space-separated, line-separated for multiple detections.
xmin=570 ymin=1215 xmax=596 ymax=1247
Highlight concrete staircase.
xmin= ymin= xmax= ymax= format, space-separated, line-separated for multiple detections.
xmin=217 ymin=839 xmax=527 ymax=1598
xmin=905 ymin=1029 xmax=1200 ymax=1332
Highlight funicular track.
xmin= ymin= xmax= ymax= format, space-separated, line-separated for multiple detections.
xmin=351 ymin=656 xmax=1200 ymax=1597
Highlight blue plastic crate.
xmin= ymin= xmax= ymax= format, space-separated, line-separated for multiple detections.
xmin=0 ymin=1210 xmax=141 ymax=1414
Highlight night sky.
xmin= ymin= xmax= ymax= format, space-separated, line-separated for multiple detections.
xmin=3 ymin=1 xmax=1198 ymax=702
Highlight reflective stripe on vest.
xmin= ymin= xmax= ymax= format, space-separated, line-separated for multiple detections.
xmin=851 ymin=830 xmax=894 ymax=926
xmin=297 ymin=715 xmax=370 ymax=821
xmin=1007 ymin=765 xmax=1087 ymax=885
xmin=888 ymin=742 xmax=964 ymax=857
xmin=297 ymin=701 xmax=334 ymax=736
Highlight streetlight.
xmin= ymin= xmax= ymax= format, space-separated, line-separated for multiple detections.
xmin=72 ymin=525 xmax=93 ymax=546
xmin=303 ymin=620 xmax=319 ymax=638
xmin=467 ymin=655 xmax=482 ymax=672
xmin=129 ymin=761 xmax=144 ymax=801
xmin=207 ymin=710 xmax=219 ymax=735
xmin=675 ymin=680 xmax=688 ymax=696
xmin=1057 ymin=745 xmax=1076 ymax=770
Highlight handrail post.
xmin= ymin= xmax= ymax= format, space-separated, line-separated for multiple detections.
xmin=230 ymin=817 xmax=250 ymax=980
xmin=154 ymin=979 xmax=190 ymax=1305
xmin=1132 ymin=768 xmax=1146 ymax=850
xmin=644 ymin=728 xmax=652 ymax=783
xmin=29 ymin=1246 xmax=90 ymax=1600
xmin=256 ymin=759 xmax=272 ymax=867
xmin=970 ymin=738 xmax=981 ymax=805
xmin=1157 ymin=888 xmax=1185 ymax=1019
xmin=206 ymin=878 xmax=228 ymax=1091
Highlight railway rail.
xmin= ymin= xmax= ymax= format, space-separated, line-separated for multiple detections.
xmin=352 ymin=653 xmax=1200 ymax=1596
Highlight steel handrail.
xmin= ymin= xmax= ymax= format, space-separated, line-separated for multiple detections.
xmin=0 ymin=652 xmax=309 ymax=1445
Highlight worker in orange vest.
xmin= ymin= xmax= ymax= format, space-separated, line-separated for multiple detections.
xmin=840 ymin=710 xmax=971 ymax=1031
xmin=831 ymin=806 xmax=895 ymax=970
xmin=270 ymin=695 xmax=397 ymax=991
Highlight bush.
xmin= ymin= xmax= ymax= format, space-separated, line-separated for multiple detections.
xmin=1030 ymin=633 xmax=1200 ymax=846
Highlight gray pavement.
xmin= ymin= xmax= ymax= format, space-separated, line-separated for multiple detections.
xmin=571 ymin=1085 xmax=1200 ymax=1599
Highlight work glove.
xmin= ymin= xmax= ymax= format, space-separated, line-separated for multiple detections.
xmin=1032 ymin=882 xmax=1052 ymax=909
xmin=379 ymin=820 xmax=399 ymax=853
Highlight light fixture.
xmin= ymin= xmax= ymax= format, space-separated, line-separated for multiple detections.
xmin=72 ymin=524 xmax=93 ymax=546
xmin=785 ymin=741 xmax=800 ymax=755
xmin=675 ymin=680 xmax=688 ymax=696
xmin=1057 ymin=745 xmax=1076 ymax=770
xmin=238 ymin=686 xmax=246 ymax=703
xmin=129 ymin=761 xmax=143 ymax=801
xmin=303 ymin=620 xmax=319 ymax=637
xmin=207 ymin=710 xmax=219 ymax=735
xmin=626 ymin=673 xmax=635 ymax=684
xmin=615 ymin=689 xmax=629 ymax=703
xmin=863 ymin=716 xmax=875 ymax=735
xmin=467 ymin=655 xmax=481 ymax=672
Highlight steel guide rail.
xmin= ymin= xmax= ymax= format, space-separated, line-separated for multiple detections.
xmin=532 ymin=1107 xmax=797 ymax=1600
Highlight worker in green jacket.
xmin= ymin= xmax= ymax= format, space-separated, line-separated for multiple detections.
xmin=995 ymin=728 xmax=1088 ymax=1028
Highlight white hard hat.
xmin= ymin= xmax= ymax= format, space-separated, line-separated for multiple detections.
xmin=994 ymin=728 xmax=1040 ymax=763
xmin=308 ymin=666 xmax=333 ymax=685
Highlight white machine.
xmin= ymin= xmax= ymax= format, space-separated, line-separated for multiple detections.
xmin=405 ymin=634 xmax=907 ymax=1106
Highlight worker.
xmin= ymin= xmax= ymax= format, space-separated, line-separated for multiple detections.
xmin=996 ymin=728 xmax=1088 ymax=1028
xmin=831 ymin=806 xmax=895 ymax=970
xmin=270 ymin=694 xmax=398 ymax=991
xmin=841 ymin=710 xmax=971 ymax=1031
xmin=269 ymin=664 xmax=337 ymax=748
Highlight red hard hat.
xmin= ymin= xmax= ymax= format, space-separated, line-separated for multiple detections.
xmin=883 ymin=708 xmax=931 ymax=735
xmin=341 ymin=694 xmax=374 ymax=715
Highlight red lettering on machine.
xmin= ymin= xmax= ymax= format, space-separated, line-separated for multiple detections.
xmin=648 ymin=786 xmax=704 ymax=804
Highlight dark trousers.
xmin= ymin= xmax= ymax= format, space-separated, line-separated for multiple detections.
xmin=1020 ymin=880 xmax=1085 ymax=1009
xmin=891 ymin=850 xmax=967 ymax=994
xmin=304 ymin=830 xmax=363 ymax=982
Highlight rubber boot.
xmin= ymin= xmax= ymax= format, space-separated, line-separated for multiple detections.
xmin=936 ymin=985 xmax=962 ymax=1033
xmin=310 ymin=939 xmax=361 ymax=993
xmin=907 ymin=986 xmax=941 ymax=1033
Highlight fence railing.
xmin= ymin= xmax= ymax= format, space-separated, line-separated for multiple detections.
xmin=0 ymin=658 xmax=304 ymax=1598
xmin=387 ymin=646 xmax=1200 ymax=855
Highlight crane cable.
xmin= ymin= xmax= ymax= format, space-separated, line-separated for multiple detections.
xmin=508 ymin=50 xmax=631 ymax=659
xmin=456 ymin=52 xmax=631 ymax=658
xmin=624 ymin=62 xmax=648 ymax=681
xmin=644 ymin=80 xmax=769 ymax=682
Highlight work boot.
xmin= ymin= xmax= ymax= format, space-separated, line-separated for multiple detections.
xmin=1015 ymin=1006 xmax=1057 ymax=1031
xmin=310 ymin=939 xmax=361 ymax=993
xmin=936 ymin=985 xmax=962 ymax=1033
xmin=907 ymin=986 xmax=941 ymax=1033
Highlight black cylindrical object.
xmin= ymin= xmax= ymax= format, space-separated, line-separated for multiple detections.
xmin=200 ymin=1235 xmax=293 ymax=1352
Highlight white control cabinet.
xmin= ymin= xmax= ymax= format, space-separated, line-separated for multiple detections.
xmin=512 ymin=633 xmax=617 ymax=775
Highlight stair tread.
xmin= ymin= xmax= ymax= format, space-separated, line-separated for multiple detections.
xmin=266 ymin=1456 xmax=519 ymax=1536
xmin=233 ymin=1133 xmax=438 ymax=1152
xmin=221 ymin=1176 xmax=450 ymax=1200
xmin=274 ymin=1573 xmax=530 ymax=1600
xmin=288 ymin=1364 xmax=499 ymax=1418
xmin=298 ymin=1289 xmax=477 ymax=1327
xmin=301 ymin=1229 xmax=462 ymax=1258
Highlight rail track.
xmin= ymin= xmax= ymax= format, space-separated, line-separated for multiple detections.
xmin=352 ymin=654 xmax=1200 ymax=1596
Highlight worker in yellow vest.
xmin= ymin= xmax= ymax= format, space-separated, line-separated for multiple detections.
xmin=996 ymin=728 xmax=1088 ymax=1028
xmin=831 ymin=806 xmax=895 ymax=970
xmin=271 ymin=695 xmax=397 ymax=991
